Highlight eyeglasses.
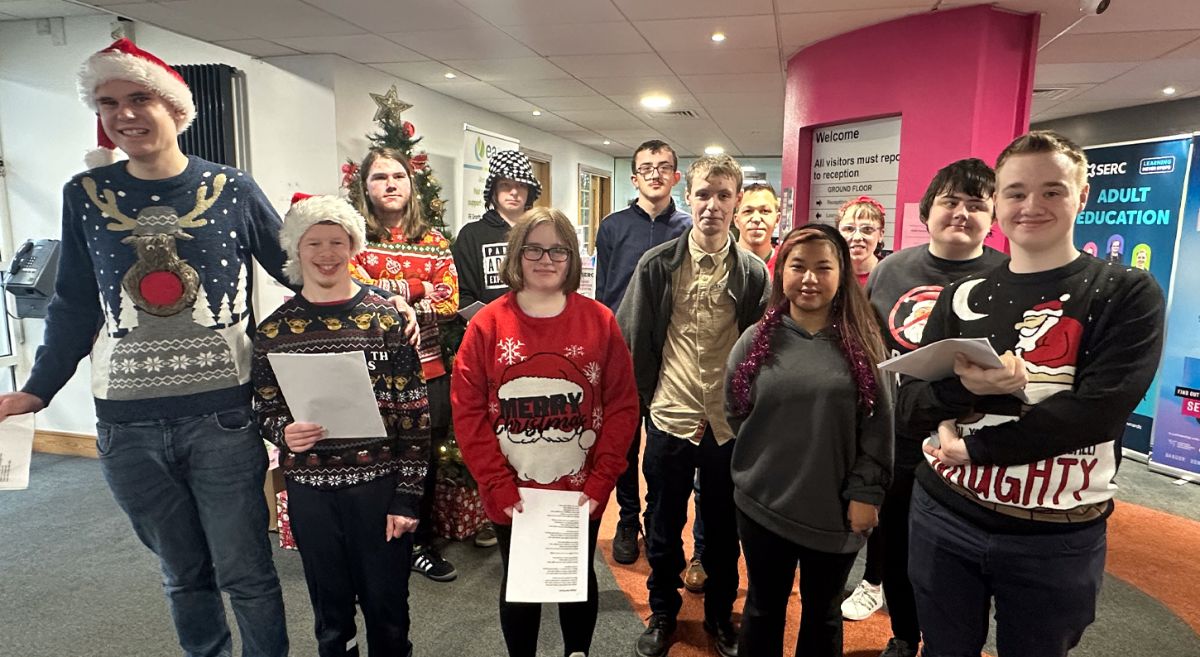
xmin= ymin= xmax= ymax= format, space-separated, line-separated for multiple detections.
xmin=634 ymin=164 xmax=676 ymax=179
xmin=838 ymin=224 xmax=879 ymax=237
xmin=520 ymin=245 xmax=573 ymax=262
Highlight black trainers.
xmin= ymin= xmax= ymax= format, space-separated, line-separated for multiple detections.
xmin=703 ymin=617 xmax=739 ymax=657
xmin=880 ymin=638 xmax=918 ymax=657
xmin=635 ymin=614 xmax=675 ymax=657
xmin=411 ymin=546 xmax=457 ymax=582
xmin=612 ymin=523 xmax=640 ymax=564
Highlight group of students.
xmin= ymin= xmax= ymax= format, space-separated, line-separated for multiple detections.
xmin=0 ymin=36 xmax=1168 ymax=657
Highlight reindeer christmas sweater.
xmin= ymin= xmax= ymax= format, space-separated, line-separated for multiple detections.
xmin=450 ymin=292 xmax=640 ymax=525
xmin=251 ymin=286 xmax=430 ymax=517
xmin=24 ymin=157 xmax=290 ymax=423
xmin=897 ymin=254 xmax=1164 ymax=534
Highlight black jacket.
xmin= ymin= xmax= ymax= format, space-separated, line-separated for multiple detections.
xmin=615 ymin=228 xmax=770 ymax=406
xmin=451 ymin=210 xmax=511 ymax=308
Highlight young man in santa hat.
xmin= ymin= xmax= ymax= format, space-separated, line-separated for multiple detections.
xmin=0 ymin=39 xmax=417 ymax=655
xmin=253 ymin=193 xmax=428 ymax=657
xmin=857 ymin=158 xmax=1008 ymax=657
xmin=897 ymin=132 xmax=1165 ymax=657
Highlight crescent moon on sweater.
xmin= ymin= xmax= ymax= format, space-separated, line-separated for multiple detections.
xmin=952 ymin=279 xmax=989 ymax=322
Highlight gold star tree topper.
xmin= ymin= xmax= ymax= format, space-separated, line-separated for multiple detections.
xmin=369 ymin=85 xmax=413 ymax=123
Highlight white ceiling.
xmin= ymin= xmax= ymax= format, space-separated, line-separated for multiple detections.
xmin=5 ymin=0 xmax=1200 ymax=157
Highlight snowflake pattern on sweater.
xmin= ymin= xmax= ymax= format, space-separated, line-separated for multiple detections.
xmin=451 ymin=292 xmax=640 ymax=524
xmin=24 ymin=157 xmax=290 ymax=422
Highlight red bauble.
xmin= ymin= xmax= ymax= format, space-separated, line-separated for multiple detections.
xmin=411 ymin=153 xmax=428 ymax=169
xmin=402 ymin=121 xmax=416 ymax=138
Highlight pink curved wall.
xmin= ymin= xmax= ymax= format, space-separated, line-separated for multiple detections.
xmin=781 ymin=5 xmax=1039 ymax=251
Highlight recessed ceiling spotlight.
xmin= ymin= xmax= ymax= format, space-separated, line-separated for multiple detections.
xmin=603 ymin=140 xmax=611 ymax=145
xmin=704 ymin=145 xmax=725 ymax=155
xmin=444 ymin=72 xmax=457 ymax=79
xmin=1163 ymin=85 xmax=1178 ymax=96
xmin=640 ymin=94 xmax=672 ymax=110
xmin=711 ymin=32 xmax=726 ymax=43
xmin=532 ymin=110 xmax=542 ymax=116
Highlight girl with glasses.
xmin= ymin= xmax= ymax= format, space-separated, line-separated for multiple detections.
xmin=836 ymin=196 xmax=887 ymax=286
xmin=451 ymin=207 xmax=640 ymax=657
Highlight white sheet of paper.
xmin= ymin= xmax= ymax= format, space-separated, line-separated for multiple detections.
xmin=505 ymin=488 xmax=589 ymax=603
xmin=0 ymin=413 xmax=35 ymax=491
xmin=458 ymin=300 xmax=486 ymax=321
xmin=879 ymin=337 xmax=1029 ymax=402
xmin=267 ymin=352 xmax=388 ymax=439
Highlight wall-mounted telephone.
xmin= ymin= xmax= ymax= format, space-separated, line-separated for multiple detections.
xmin=6 ymin=239 xmax=61 ymax=319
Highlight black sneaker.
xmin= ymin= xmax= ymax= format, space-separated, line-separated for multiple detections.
xmin=635 ymin=614 xmax=675 ymax=657
xmin=703 ymin=617 xmax=739 ymax=657
xmin=411 ymin=546 xmax=457 ymax=582
xmin=880 ymin=638 xmax=918 ymax=657
xmin=612 ymin=523 xmax=640 ymax=564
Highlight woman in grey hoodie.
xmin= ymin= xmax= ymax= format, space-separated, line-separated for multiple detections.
xmin=725 ymin=224 xmax=894 ymax=657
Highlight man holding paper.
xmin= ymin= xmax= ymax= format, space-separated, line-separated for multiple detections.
xmin=252 ymin=193 xmax=429 ymax=657
xmin=897 ymin=132 xmax=1165 ymax=657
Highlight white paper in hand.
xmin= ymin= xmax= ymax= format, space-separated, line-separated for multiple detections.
xmin=0 ymin=413 xmax=35 ymax=491
xmin=879 ymin=338 xmax=1028 ymax=402
xmin=505 ymin=488 xmax=589 ymax=603
xmin=267 ymin=351 xmax=388 ymax=438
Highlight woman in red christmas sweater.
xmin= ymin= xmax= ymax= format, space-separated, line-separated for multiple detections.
xmin=451 ymin=207 xmax=639 ymax=657
xmin=350 ymin=147 xmax=463 ymax=581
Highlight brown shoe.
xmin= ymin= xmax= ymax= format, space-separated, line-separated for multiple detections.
xmin=684 ymin=556 xmax=707 ymax=593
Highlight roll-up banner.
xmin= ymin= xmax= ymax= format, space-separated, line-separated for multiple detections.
xmin=1078 ymin=136 xmax=1191 ymax=458
xmin=462 ymin=124 xmax=520 ymax=225
xmin=1150 ymin=137 xmax=1200 ymax=479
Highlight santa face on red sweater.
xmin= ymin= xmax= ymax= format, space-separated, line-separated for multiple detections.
xmin=493 ymin=353 xmax=598 ymax=484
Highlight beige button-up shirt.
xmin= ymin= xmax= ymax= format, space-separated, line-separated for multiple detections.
xmin=649 ymin=233 xmax=740 ymax=445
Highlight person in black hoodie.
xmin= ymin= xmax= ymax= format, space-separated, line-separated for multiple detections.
xmin=453 ymin=150 xmax=542 ymax=308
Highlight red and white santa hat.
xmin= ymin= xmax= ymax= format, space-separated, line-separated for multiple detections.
xmin=497 ymin=353 xmax=593 ymax=423
xmin=279 ymin=193 xmax=367 ymax=285
xmin=77 ymin=38 xmax=196 ymax=169
xmin=1025 ymin=294 xmax=1070 ymax=318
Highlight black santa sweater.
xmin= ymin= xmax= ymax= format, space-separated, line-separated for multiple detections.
xmin=897 ymin=254 xmax=1164 ymax=534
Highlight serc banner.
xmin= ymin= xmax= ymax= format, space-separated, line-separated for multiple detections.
xmin=1078 ymin=137 xmax=1191 ymax=456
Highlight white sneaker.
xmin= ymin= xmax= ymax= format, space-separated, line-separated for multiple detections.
xmin=841 ymin=579 xmax=884 ymax=620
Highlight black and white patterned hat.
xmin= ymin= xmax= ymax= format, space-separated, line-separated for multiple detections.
xmin=484 ymin=150 xmax=541 ymax=210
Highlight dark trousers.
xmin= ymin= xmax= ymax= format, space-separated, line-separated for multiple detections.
xmin=862 ymin=515 xmax=884 ymax=585
xmin=287 ymin=475 xmax=415 ymax=657
xmin=909 ymin=483 xmax=1107 ymax=657
xmin=736 ymin=509 xmax=857 ymax=657
xmin=643 ymin=419 xmax=738 ymax=621
xmin=879 ymin=459 xmax=920 ymax=645
xmin=615 ymin=414 xmax=649 ymax=529
xmin=416 ymin=374 xmax=450 ymax=547
xmin=495 ymin=520 xmax=602 ymax=657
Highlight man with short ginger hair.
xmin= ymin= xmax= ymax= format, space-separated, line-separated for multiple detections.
xmin=618 ymin=154 xmax=769 ymax=657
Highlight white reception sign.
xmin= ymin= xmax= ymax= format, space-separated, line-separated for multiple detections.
xmin=808 ymin=116 xmax=902 ymax=239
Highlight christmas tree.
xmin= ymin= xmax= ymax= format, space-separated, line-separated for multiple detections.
xmin=342 ymin=86 xmax=472 ymax=487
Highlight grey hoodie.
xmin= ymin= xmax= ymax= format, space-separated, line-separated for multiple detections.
xmin=726 ymin=316 xmax=894 ymax=553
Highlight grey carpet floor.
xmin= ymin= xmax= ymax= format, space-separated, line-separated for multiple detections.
xmin=3 ymin=453 xmax=1199 ymax=656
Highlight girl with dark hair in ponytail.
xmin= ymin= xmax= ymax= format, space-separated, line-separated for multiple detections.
xmin=725 ymin=224 xmax=894 ymax=657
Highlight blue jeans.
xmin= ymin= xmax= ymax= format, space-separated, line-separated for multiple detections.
xmin=908 ymin=483 xmax=1106 ymax=657
xmin=97 ymin=407 xmax=288 ymax=657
